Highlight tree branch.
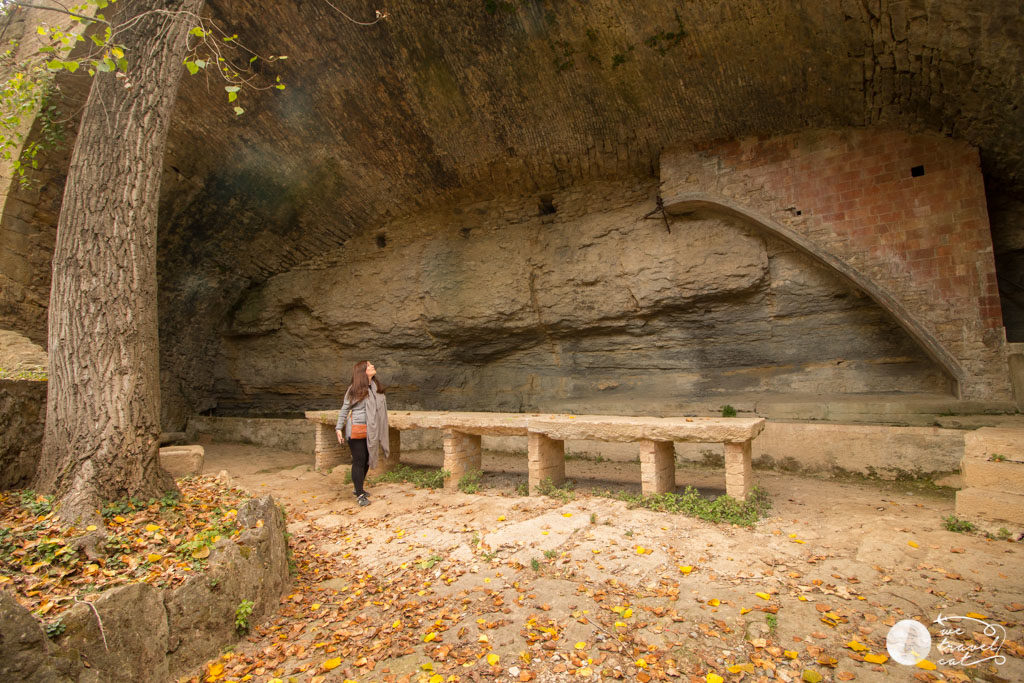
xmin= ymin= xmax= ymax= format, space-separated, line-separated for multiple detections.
xmin=4 ymin=1 xmax=109 ymax=26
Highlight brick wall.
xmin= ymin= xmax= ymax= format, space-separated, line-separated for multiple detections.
xmin=660 ymin=128 xmax=1010 ymax=400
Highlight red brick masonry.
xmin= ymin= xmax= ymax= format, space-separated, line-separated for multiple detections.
xmin=660 ymin=128 xmax=1010 ymax=400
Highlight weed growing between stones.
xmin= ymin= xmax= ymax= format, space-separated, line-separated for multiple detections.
xmin=595 ymin=486 xmax=772 ymax=527
xmin=535 ymin=477 xmax=575 ymax=502
xmin=720 ymin=404 xmax=737 ymax=417
xmin=458 ymin=469 xmax=482 ymax=494
xmin=234 ymin=598 xmax=254 ymax=634
xmin=943 ymin=514 xmax=977 ymax=533
xmin=372 ymin=464 xmax=448 ymax=489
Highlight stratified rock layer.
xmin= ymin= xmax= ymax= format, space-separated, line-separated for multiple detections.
xmin=213 ymin=179 xmax=949 ymax=417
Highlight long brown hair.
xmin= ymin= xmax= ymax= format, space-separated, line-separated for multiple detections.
xmin=347 ymin=360 xmax=385 ymax=403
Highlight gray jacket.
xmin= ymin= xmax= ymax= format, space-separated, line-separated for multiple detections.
xmin=335 ymin=380 xmax=390 ymax=467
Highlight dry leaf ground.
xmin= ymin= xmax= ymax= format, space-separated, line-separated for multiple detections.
xmin=184 ymin=442 xmax=1023 ymax=683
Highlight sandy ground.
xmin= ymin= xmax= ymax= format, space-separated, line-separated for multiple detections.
xmin=187 ymin=441 xmax=1024 ymax=683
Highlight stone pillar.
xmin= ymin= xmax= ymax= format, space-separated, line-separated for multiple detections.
xmin=640 ymin=440 xmax=675 ymax=495
xmin=724 ymin=440 xmax=753 ymax=500
xmin=314 ymin=422 xmax=347 ymax=472
xmin=443 ymin=429 xmax=482 ymax=489
xmin=528 ymin=431 xmax=565 ymax=493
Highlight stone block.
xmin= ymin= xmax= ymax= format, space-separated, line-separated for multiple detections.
xmin=158 ymin=444 xmax=204 ymax=478
xmin=955 ymin=487 xmax=1024 ymax=525
xmin=639 ymin=440 xmax=675 ymax=495
xmin=724 ymin=440 xmax=753 ymax=500
xmin=443 ymin=430 xmax=482 ymax=489
xmin=528 ymin=432 xmax=565 ymax=492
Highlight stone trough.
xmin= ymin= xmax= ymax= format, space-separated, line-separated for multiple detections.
xmin=304 ymin=410 xmax=765 ymax=500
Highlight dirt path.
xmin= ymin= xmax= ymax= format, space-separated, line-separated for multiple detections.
xmin=185 ymin=442 xmax=1023 ymax=683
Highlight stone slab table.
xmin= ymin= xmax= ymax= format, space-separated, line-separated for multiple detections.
xmin=527 ymin=415 xmax=766 ymax=499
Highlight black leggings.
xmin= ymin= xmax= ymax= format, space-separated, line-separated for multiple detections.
xmin=348 ymin=438 xmax=369 ymax=496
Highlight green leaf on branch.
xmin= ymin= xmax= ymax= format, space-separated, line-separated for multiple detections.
xmin=189 ymin=27 xmax=206 ymax=38
xmin=184 ymin=60 xmax=199 ymax=75
xmin=45 ymin=60 xmax=63 ymax=71
xmin=63 ymin=61 xmax=79 ymax=73
xmin=227 ymin=91 xmax=237 ymax=103
xmin=233 ymin=106 xmax=244 ymax=116
xmin=194 ymin=59 xmax=207 ymax=69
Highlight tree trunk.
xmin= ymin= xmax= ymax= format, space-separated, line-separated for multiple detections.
xmin=35 ymin=0 xmax=205 ymax=522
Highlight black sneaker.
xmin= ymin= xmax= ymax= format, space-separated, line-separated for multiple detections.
xmin=357 ymin=493 xmax=370 ymax=507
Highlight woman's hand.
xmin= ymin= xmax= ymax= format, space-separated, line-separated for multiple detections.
xmin=336 ymin=429 xmax=344 ymax=444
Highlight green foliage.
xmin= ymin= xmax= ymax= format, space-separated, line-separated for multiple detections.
xmin=234 ymin=598 xmax=254 ymax=634
xmin=535 ymin=477 xmax=575 ymax=502
xmin=0 ymin=367 xmax=48 ymax=380
xmin=597 ymin=486 xmax=772 ymax=527
xmin=990 ymin=453 xmax=1007 ymax=462
xmin=642 ymin=9 xmax=686 ymax=55
xmin=373 ymin=464 xmax=449 ymax=490
xmin=515 ymin=481 xmax=529 ymax=496
xmin=0 ymin=0 xmax=292 ymax=187
xmin=19 ymin=491 xmax=53 ymax=516
xmin=720 ymin=404 xmax=737 ymax=418
xmin=589 ymin=512 xmax=597 ymax=525
xmin=765 ymin=613 xmax=778 ymax=633
xmin=942 ymin=515 xmax=977 ymax=534
xmin=458 ymin=469 xmax=482 ymax=494
xmin=530 ymin=557 xmax=540 ymax=572
xmin=44 ymin=618 xmax=66 ymax=638
xmin=543 ymin=549 xmax=557 ymax=559
xmin=997 ymin=527 xmax=1012 ymax=540
xmin=416 ymin=554 xmax=443 ymax=570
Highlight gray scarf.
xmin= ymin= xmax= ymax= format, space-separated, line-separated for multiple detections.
xmin=362 ymin=380 xmax=390 ymax=469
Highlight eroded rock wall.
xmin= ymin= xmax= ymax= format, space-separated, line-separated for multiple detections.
xmin=210 ymin=178 xmax=949 ymax=416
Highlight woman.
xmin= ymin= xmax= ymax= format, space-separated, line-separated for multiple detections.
xmin=335 ymin=360 xmax=390 ymax=506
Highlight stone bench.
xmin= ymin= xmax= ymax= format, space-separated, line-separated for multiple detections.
xmin=304 ymin=410 xmax=765 ymax=500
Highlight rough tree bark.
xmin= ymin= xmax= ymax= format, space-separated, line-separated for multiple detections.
xmin=34 ymin=0 xmax=205 ymax=522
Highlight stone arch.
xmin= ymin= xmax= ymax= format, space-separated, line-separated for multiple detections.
xmin=662 ymin=193 xmax=965 ymax=397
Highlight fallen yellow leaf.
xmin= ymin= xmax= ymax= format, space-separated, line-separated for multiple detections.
xmin=740 ymin=607 xmax=751 ymax=615
xmin=113 ymin=515 xmax=126 ymax=523
xmin=802 ymin=671 xmax=822 ymax=683
xmin=145 ymin=523 xmax=160 ymax=532
xmin=706 ymin=674 xmax=724 ymax=683
xmin=622 ymin=608 xmax=633 ymax=618
xmin=497 ymin=515 xmax=506 ymax=521
xmin=563 ymin=512 xmax=573 ymax=517
xmin=708 ymin=598 xmax=720 ymax=607
xmin=965 ymin=612 xmax=987 ymax=619
xmin=323 ymin=657 xmax=342 ymax=670
xmin=192 ymin=545 xmax=211 ymax=559
xmin=635 ymin=658 xmax=647 ymax=668
xmin=478 ymin=634 xmax=489 ymax=642
xmin=679 ymin=565 xmax=693 ymax=574
xmin=85 ymin=525 xmax=97 ymax=531
xmin=784 ymin=650 xmax=798 ymax=659
xmin=147 ymin=553 xmax=162 ymax=563
xmin=755 ymin=592 xmax=771 ymax=600
xmin=863 ymin=653 xmax=888 ymax=664
xmin=728 ymin=663 xmax=755 ymax=674
xmin=907 ymin=540 xmax=919 ymax=548
xmin=614 ymin=621 xmax=626 ymax=628
xmin=915 ymin=659 xmax=937 ymax=670
xmin=423 ymin=631 xmax=437 ymax=642
xmin=846 ymin=640 xmax=867 ymax=652
xmin=429 ymin=675 xmax=443 ymax=683
xmin=575 ymin=641 xmax=586 ymax=649
xmin=487 ymin=653 xmax=499 ymax=666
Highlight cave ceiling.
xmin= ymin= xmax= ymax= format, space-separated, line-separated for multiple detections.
xmin=156 ymin=0 xmax=1024 ymax=287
